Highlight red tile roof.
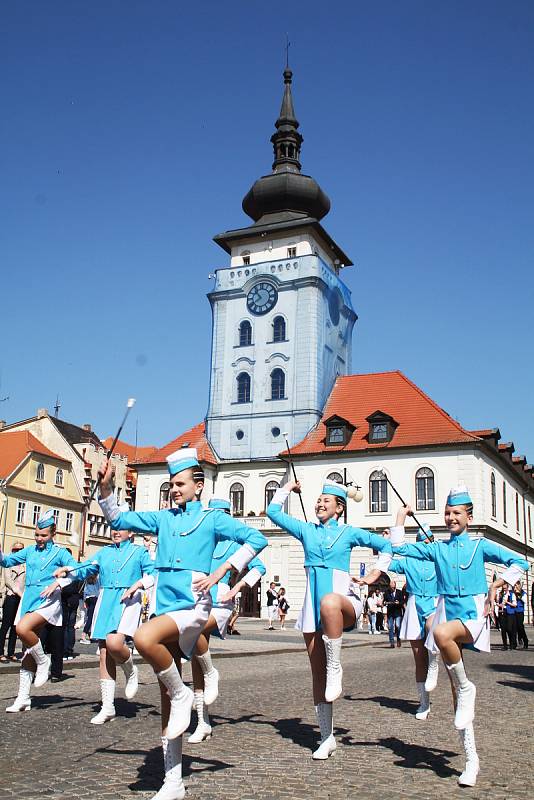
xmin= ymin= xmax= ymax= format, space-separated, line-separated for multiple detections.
xmin=136 ymin=422 xmax=217 ymax=467
xmin=0 ymin=431 xmax=69 ymax=479
xmin=288 ymin=371 xmax=479 ymax=456
xmin=101 ymin=437 xmax=158 ymax=463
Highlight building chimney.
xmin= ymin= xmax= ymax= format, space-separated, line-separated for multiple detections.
xmin=0 ymin=420 xmax=5 ymax=430
xmin=37 ymin=408 xmax=48 ymax=418
xmin=83 ymin=424 xmax=92 ymax=432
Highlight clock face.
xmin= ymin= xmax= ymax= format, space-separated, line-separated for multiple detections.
xmin=328 ymin=287 xmax=341 ymax=326
xmin=246 ymin=281 xmax=278 ymax=316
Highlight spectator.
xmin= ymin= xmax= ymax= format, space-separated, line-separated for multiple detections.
xmin=514 ymin=581 xmax=528 ymax=650
xmin=79 ymin=575 xmax=100 ymax=644
xmin=266 ymin=581 xmax=279 ymax=630
xmin=367 ymin=588 xmax=380 ymax=635
xmin=277 ymin=588 xmax=290 ymax=630
xmin=0 ymin=542 xmax=25 ymax=662
xmin=376 ymin=589 xmax=385 ymax=632
xmin=384 ymin=580 xmax=404 ymax=648
xmin=61 ymin=550 xmax=82 ymax=661
xmin=501 ymin=583 xmax=518 ymax=650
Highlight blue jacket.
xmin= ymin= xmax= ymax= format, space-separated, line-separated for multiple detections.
xmin=392 ymin=530 xmax=528 ymax=597
xmin=209 ymin=540 xmax=266 ymax=605
xmin=0 ymin=541 xmax=76 ymax=616
xmin=72 ymin=539 xmax=155 ymax=588
xmin=267 ymin=501 xmax=391 ymax=571
xmin=389 ymin=555 xmax=437 ymax=598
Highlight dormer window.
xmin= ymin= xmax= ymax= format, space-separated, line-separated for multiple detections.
xmin=324 ymin=415 xmax=355 ymax=447
xmin=287 ymin=246 xmax=297 ymax=258
xmin=242 ymin=250 xmax=251 ymax=266
xmin=366 ymin=411 xmax=398 ymax=444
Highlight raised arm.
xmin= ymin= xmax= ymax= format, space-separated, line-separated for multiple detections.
xmin=98 ymin=458 xmax=161 ymax=533
xmin=266 ymin=481 xmax=308 ymax=541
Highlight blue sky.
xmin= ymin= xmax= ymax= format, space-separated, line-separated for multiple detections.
xmin=2 ymin=1 xmax=533 ymax=461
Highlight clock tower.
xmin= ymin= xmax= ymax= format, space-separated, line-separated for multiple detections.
xmin=205 ymin=68 xmax=357 ymax=461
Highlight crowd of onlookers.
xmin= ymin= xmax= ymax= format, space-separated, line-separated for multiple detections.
xmin=493 ymin=580 xmax=529 ymax=650
xmin=361 ymin=582 xmax=406 ymax=647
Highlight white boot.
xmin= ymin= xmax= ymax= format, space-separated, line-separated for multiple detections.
xmin=91 ymin=679 xmax=116 ymax=724
xmin=458 ymin=724 xmax=479 ymax=786
xmin=188 ymin=691 xmax=212 ymax=743
xmin=425 ymin=650 xmax=440 ymax=692
xmin=150 ymin=736 xmax=185 ymax=800
xmin=322 ymin=635 xmax=343 ymax=702
xmin=157 ymin=662 xmax=194 ymax=740
xmin=446 ymin=661 xmax=476 ymax=730
xmin=195 ymin=650 xmax=219 ymax=706
xmin=6 ymin=668 xmax=33 ymax=712
xmin=415 ymin=681 xmax=430 ymax=720
xmin=312 ymin=702 xmax=336 ymax=760
xmin=28 ymin=641 xmax=51 ymax=688
xmin=120 ymin=654 xmax=139 ymax=700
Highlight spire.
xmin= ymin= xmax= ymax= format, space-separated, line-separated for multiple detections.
xmin=271 ymin=68 xmax=303 ymax=173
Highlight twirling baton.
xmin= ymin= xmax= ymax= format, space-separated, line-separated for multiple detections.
xmin=86 ymin=398 xmax=136 ymax=507
xmin=282 ymin=432 xmax=308 ymax=522
xmin=376 ymin=470 xmax=434 ymax=542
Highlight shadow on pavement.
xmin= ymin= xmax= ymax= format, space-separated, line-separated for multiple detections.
xmin=344 ymin=694 xmax=418 ymax=714
xmin=124 ymin=745 xmax=234 ymax=792
xmin=350 ymin=735 xmax=460 ymax=778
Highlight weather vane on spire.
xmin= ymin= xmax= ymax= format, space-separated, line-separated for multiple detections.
xmin=285 ymin=33 xmax=290 ymax=69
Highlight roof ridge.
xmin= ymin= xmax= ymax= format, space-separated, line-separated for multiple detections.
xmin=395 ymin=371 xmax=477 ymax=440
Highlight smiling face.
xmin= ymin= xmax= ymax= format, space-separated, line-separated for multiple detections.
xmin=34 ymin=526 xmax=55 ymax=549
xmin=444 ymin=504 xmax=472 ymax=535
xmin=315 ymin=493 xmax=345 ymax=523
xmin=169 ymin=468 xmax=204 ymax=507
xmin=111 ymin=528 xmax=131 ymax=545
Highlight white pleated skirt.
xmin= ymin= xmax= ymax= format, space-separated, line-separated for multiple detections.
xmin=150 ymin=571 xmax=213 ymax=659
xmin=425 ymin=593 xmax=490 ymax=653
xmin=400 ymin=594 xmax=438 ymax=641
xmin=15 ymin=588 xmax=62 ymax=627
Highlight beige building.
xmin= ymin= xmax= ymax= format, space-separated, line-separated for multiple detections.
xmin=0 ymin=410 xmax=129 ymax=557
xmin=0 ymin=430 xmax=84 ymax=560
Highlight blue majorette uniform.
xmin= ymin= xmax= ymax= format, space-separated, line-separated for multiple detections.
xmin=389 ymin=527 xmax=438 ymax=641
xmin=267 ymin=482 xmax=392 ymax=633
xmin=67 ymin=538 xmax=155 ymax=640
xmin=209 ymin=538 xmax=266 ymax=638
xmin=391 ymin=489 xmax=528 ymax=653
xmin=99 ymin=451 xmax=267 ymax=658
xmin=0 ymin=510 xmax=77 ymax=627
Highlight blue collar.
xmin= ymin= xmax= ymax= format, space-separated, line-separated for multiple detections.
xmin=318 ymin=518 xmax=339 ymax=530
xmin=36 ymin=540 xmax=54 ymax=552
xmin=449 ymin=529 xmax=470 ymax=543
xmin=113 ymin=539 xmax=131 ymax=550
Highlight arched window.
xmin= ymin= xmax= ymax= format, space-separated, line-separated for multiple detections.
xmin=36 ymin=463 xmax=45 ymax=481
xmin=415 ymin=467 xmax=435 ymax=511
xmin=230 ymin=482 xmax=244 ymax=517
xmin=273 ymin=316 xmax=286 ymax=343
xmin=327 ymin=472 xmax=343 ymax=483
xmin=237 ymin=373 xmax=251 ymax=403
xmin=369 ymin=470 xmax=388 ymax=513
xmin=159 ymin=481 xmax=172 ymax=509
xmin=503 ymin=482 xmax=507 ymax=524
xmin=490 ymin=472 xmax=497 ymax=518
xmin=264 ymin=480 xmax=279 ymax=510
xmin=239 ymin=320 xmax=252 ymax=347
xmin=271 ymin=368 xmax=285 ymax=400
xmin=55 ymin=468 xmax=64 ymax=487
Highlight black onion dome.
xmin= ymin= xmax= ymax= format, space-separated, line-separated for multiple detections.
xmin=242 ymin=68 xmax=331 ymax=223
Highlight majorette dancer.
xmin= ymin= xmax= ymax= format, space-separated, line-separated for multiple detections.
xmin=50 ymin=504 xmax=155 ymax=724
xmin=391 ymin=487 xmax=528 ymax=787
xmin=266 ymin=479 xmax=392 ymax=760
xmin=188 ymin=497 xmax=266 ymax=744
xmin=0 ymin=509 xmax=76 ymax=712
xmin=97 ymin=449 xmax=267 ymax=800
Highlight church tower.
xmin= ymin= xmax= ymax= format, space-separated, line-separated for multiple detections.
xmin=205 ymin=68 xmax=357 ymax=460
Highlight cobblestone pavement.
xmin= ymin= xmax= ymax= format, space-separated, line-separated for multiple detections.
xmin=0 ymin=635 xmax=531 ymax=800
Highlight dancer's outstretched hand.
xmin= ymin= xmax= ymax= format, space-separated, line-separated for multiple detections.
xmin=40 ymin=581 xmax=60 ymax=598
xmin=54 ymin=567 xmax=68 ymax=578
xmin=193 ymin=562 xmax=230 ymax=594
xmin=286 ymin=480 xmax=301 ymax=493
xmin=219 ymin=581 xmax=244 ymax=604
xmin=121 ymin=580 xmax=142 ymax=602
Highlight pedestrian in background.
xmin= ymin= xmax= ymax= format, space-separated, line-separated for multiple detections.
xmin=277 ymin=588 xmax=290 ymax=630
xmin=384 ymin=580 xmax=404 ymax=648
xmin=513 ymin=581 xmax=528 ymax=649
xmin=266 ymin=581 xmax=279 ymax=630
xmin=80 ymin=575 xmax=100 ymax=644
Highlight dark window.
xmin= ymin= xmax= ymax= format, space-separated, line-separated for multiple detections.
xmin=239 ymin=320 xmax=252 ymax=347
xmin=265 ymin=480 xmax=279 ymax=510
xmin=243 ymin=255 xmax=250 ymax=266
xmin=36 ymin=462 xmax=45 ymax=481
xmin=159 ymin=482 xmax=172 ymax=509
xmin=236 ymin=429 xmax=244 ymax=441
xmin=529 ymin=507 xmax=532 ymax=541
xmin=370 ymin=423 xmax=388 ymax=441
xmin=503 ymin=482 xmax=507 ymax=524
xmin=271 ymin=369 xmax=285 ymax=400
xmin=55 ymin=468 xmax=64 ymax=487
xmin=327 ymin=426 xmax=345 ymax=445
xmin=273 ymin=316 xmax=286 ymax=342
xmin=327 ymin=472 xmax=343 ymax=483
xmin=271 ymin=426 xmax=280 ymax=438
xmin=287 ymin=246 xmax=297 ymax=258
xmin=370 ymin=470 xmax=388 ymax=512
xmin=237 ymin=372 xmax=251 ymax=403
xmin=416 ymin=468 xmax=435 ymax=511
xmin=490 ymin=473 xmax=497 ymax=518
xmin=230 ymin=482 xmax=244 ymax=516
xmin=516 ymin=493 xmax=520 ymax=531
